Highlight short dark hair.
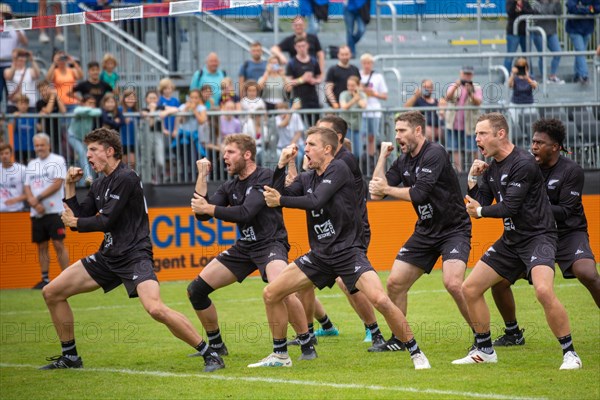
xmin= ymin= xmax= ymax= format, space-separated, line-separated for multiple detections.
xmin=477 ymin=112 xmax=509 ymax=136
xmin=532 ymin=118 xmax=566 ymax=148
xmin=88 ymin=61 xmax=100 ymax=69
xmin=306 ymin=126 xmax=339 ymax=154
xmin=84 ymin=128 xmax=123 ymax=160
xmin=243 ymin=80 xmax=260 ymax=93
xmin=224 ymin=134 xmax=257 ymax=161
xmin=0 ymin=143 xmax=13 ymax=153
xmin=250 ymin=41 xmax=262 ymax=48
xmin=82 ymin=94 xmax=95 ymax=103
xmin=318 ymin=115 xmax=348 ymax=142
xmin=395 ymin=111 xmax=426 ymax=133
xmin=294 ymin=36 xmax=308 ymax=45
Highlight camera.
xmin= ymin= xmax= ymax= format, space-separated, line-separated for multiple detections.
xmin=59 ymin=55 xmax=69 ymax=62
xmin=516 ymin=66 xmax=527 ymax=76
xmin=460 ymin=79 xmax=472 ymax=85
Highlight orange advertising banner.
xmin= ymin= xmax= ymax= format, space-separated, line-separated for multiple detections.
xmin=1 ymin=196 xmax=598 ymax=289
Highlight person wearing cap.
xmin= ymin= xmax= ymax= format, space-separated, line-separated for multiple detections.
xmin=444 ymin=66 xmax=482 ymax=172
xmin=488 ymin=118 xmax=599 ymax=353
xmin=0 ymin=4 xmax=28 ymax=106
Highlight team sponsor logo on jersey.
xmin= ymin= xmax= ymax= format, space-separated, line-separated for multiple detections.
xmin=403 ymin=171 xmax=410 ymax=176
xmin=547 ymin=179 xmax=560 ymax=189
xmin=311 ymin=209 xmax=324 ymax=218
xmin=503 ymin=217 xmax=515 ymax=231
xmin=109 ymin=194 xmax=120 ymax=200
xmin=307 ymin=188 xmax=313 ymax=194
xmin=240 ymin=226 xmax=257 ymax=241
xmin=421 ymin=168 xmax=432 ymax=174
xmin=268 ymin=252 xmax=277 ymax=258
xmin=322 ymin=179 xmax=331 ymax=184
xmin=354 ymin=265 xmax=361 ymax=272
xmin=575 ymin=249 xmax=584 ymax=255
xmin=104 ymin=232 xmax=113 ymax=248
xmin=104 ymin=188 xmax=110 ymax=200
xmin=132 ymin=275 xmax=139 ymax=280
xmin=417 ymin=203 xmax=433 ymax=220
xmin=232 ymin=194 xmax=238 ymax=200
xmin=314 ymin=219 xmax=335 ymax=240
xmin=508 ymin=182 xmax=521 ymax=188
xmin=221 ymin=250 xmax=230 ymax=256
xmin=500 ymin=174 xmax=509 ymax=185
xmin=489 ymin=177 xmax=494 ymax=182
xmin=570 ymin=191 xmax=580 ymax=196
xmin=450 ymin=248 xmax=459 ymax=254
xmin=246 ymin=187 xmax=253 ymax=195
xmin=399 ymin=247 xmax=409 ymax=255
xmin=299 ymin=255 xmax=312 ymax=264
xmin=484 ymin=246 xmax=496 ymax=257
xmin=530 ymin=255 xmax=537 ymax=262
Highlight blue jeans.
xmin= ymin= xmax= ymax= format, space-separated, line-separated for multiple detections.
xmin=347 ymin=129 xmax=362 ymax=159
xmin=569 ymin=33 xmax=592 ymax=79
xmin=531 ymin=33 xmax=562 ymax=77
xmin=67 ymin=133 xmax=93 ymax=182
xmin=0 ymin=66 xmax=7 ymax=106
xmin=504 ymin=34 xmax=527 ymax=72
xmin=307 ymin=14 xmax=320 ymax=35
xmin=344 ymin=7 xmax=366 ymax=57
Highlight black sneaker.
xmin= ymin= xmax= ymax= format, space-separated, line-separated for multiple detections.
xmin=32 ymin=280 xmax=49 ymax=290
xmin=188 ymin=343 xmax=229 ymax=357
xmin=203 ymin=353 xmax=225 ymax=372
xmin=298 ymin=345 xmax=318 ymax=361
xmin=39 ymin=355 xmax=83 ymax=370
xmin=370 ymin=333 xmax=386 ymax=348
xmin=368 ymin=336 xmax=406 ymax=352
xmin=493 ymin=330 xmax=525 ymax=347
xmin=288 ymin=334 xmax=317 ymax=346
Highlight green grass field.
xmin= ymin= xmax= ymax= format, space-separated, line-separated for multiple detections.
xmin=1 ymin=270 xmax=598 ymax=400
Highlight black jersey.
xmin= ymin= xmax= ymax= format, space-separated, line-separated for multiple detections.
xmin=468 ymin=146 xmax=557 ymax=246
xmin=273 ymin=159 xmax=364 ymax=258
xmin=541 ymin=156 xmax=588 ymax=237
xmin=64 ymin=162 xmax=153 ymax=262
xmin=335 ymin=146 xmax=370 ymax=244
xmin=196 ymin=167 xmax=288 ymax=248
xmin=385 ymin=141 xmax=471 ymax=238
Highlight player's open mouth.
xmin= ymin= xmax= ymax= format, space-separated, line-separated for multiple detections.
xmin=477 ymin=145 xmax=484 ymax=154
xmin=305 ymin=155 xmax=311 ymax=161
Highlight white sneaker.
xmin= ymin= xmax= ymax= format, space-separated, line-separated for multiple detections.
xmin=559 ymin=351 xmax=582 ymax=370
xmin=247 ymin=353 xmax=292 ymax=368
xmin=452 ymin=348 xmax=498 ymax=365
xmin=411 ymin=352 xmax=431 ymax=370
xmin=548 ymin=75 xmax=565 ymax=84
xmin=39 ymin=32 xmax=50 ymax=43
xmin=55 ymin=33 xmax=65 ymax=43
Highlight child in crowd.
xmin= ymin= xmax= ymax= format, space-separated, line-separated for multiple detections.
xmin=172 ymin=89 xmax=207 ymax=181
xmin=100 ymin=92 xmax=125 ymax=133
xmin=11 ymin=94 xmax=37 ymax=164
xmin=340 ymin=75 xmax=367 ymax=158
xmin=68 ymin=94 xmax=100 ymax=185
xmin=142 ymin=90 xmax=178 ymax=182
xmin=219 ymin=100 xmax=242 ymax=143
xmin=120 ymin=89 xmax=139 ymax=169
xmin=220 ymin=77 xmax=241 ymax=110
xmin=100 ymin=53 xmax=120 ymax=94
xmin=275 ymin=100 xmax=304 ymax=165
xmin=200 ymin=84 xmax=215 ymax=110
xmin=240 ymin=80 xmax=266 ymax=144
xmin=157 ymin=78 xmax=180 ymax=139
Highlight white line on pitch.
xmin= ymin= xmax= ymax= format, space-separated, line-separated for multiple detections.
xmin=0 ymin=363 xmax=547 ymax=400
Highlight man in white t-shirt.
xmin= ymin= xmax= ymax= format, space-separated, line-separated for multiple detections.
xmin=359 ymin=53 xmax=388 ymax=155
xmin=24 ymin=133 xmax=70 ymax=289
xmin=0 ymin=143 xmax=26 ymax=212
xmin=0 ymin=4 xmax=28 ymax=104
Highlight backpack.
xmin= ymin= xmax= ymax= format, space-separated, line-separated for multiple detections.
xmin=191 ymin=68 xmax=227 ymax=90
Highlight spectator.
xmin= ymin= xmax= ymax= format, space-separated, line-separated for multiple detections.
xmin=4 ymin=49 xmax=40 ymax=112
xmin=24 ymin=133 xmax=70 ymax=289
xmin=36 ymin=80 xmax=66 ymax=153
xmin=46 ymin=51 xmax=83 ymax=111
xmin=566 ymin=0 xmax=600 ymax=85
xmin=0 ymin=4 xmax=28 ymax=105
xmin=271 ymin=16 xmax=325 ymax=74
xmin=344 ymin=0 xmax=370 ymax=57
xmin=100 ymin=92 xmax=125 ymax=132
xmin=241 ymin=81 xmax=267 ymax=144
xmin=120 ymin=89 xmax=140 ymax=170
xmin=100 ymin=53 xmax=120 ymax=93
xmin=172 ymin=89 xmax=208 ymax=180
xmin=508 ymin=57 xmax=538 ymax=122
xmin=239 ymin=41 xmax=267 ymax=97
xmin=67 ymin=94 xmax=99 ymax=185
xmin=445 ymin=66 xmax=482 ymax=172
xmin=38 ymin=0 xmax=64 ymax=43
xmin=157 ymin=78 xmax=180 ymax=138
xmin=286 ymin=36 xmax=322 ymax=127
xmin=220 ymin=77 xmax=241 ymax=110
xmin=219 ymin=100 xmax=242 ymax=141
xmin=404 ymin=79 xmax=444 ymax=143
xmin=71 ymin=61 xmax=113 ymax=105
xmin=257 ymin=56 xmax=289 ymax=110
xmin=359 ymin=53 xmax=387 ymax=151
xmin=11 ymin=94 xmax=37 ymax=164
xmin=325 ymin=45 xmax=361 ymax=109
xmin=142 ymin=90 xmax=178 ymax=182
xmin=276 ymin=100 xmax=305 ymax=164
xmin=339 ymin=76 xmax=367 ymax=158
xmin=504 ymin=1 xmax=534 ymax=73
xmin=0 ymin=143 xmax=27 ymax=212
xmin=190 ymin=52 xmax=226 ymax=106
xmin=299 ymin=0 xmax=328 ymax=35
xmin=531 ymin=0 xmax=564 ymax=83
xmin=200 ymin=84 xmax=215 ymax=110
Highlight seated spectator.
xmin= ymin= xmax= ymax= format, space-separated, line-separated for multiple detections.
xmin=157 ymin=78 xmax=180 ymax=138
xmin=258 ymin=56 xmax=289 ymax=110
xmin=275 ymin=101 xmax=305 ymax=164
xmin=239 ymin=41 xmax=267 ymax=97
xmin=509 ymin=57 xmax=538 ymax=123
xmin=100 ymin=92 xmax=125 ymax=132
xmin=67 ymin=94 xmax=99 ymax=185
xmin=220 ymin=77 xmax=241 ymax=110
xmin=339 ymin=76 xmax=367 ymax=158
xmin=46 ymin=51 xmax=83 ymax=111
xmin=100 ymin=53 xmax=120 ymax=93
xmin=172 ymin=89 xmax=208 ymax=180
xmin=219 ymin=100 xmax=242 ymax=141
xmin=72 ymin=61 xmax=113 ymax=105
xmin=241 ymin=80 xmax=267 ymax=144
xmin=11 ymin=94 xmax=37 ymax=164
xmin=4 ymin=49 xmax=40 ymax=113
xmin=35 ymin=80 xmax=66 ymax=153
xmin=120 ymin=89 xmax=140 ymax=169
xmin=404 ymin=79 xmax=443 ymax=143
xmin=190 ymin=52 xmax=226 ymax=106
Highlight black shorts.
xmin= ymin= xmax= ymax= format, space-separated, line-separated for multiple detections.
xmin=294 ymin=248 xmax=375 ymax=294
xmin=396 ymin=232 xmax=471 ymax=273
xmin=481 ymin=235 xmax=557 ymax=284
xmin=216 ymin=241 xmax=289 ymax=283
xmin=81 ymin=252 xmax=158 ymax=298
xmin=31 ymin=214 xmax=66 ymax=243
xmin=556 ymin=231 xmax=596 ymax=279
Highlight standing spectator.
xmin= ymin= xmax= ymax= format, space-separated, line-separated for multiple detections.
xmin=157 ymin=78 xmax=180 ymax=139
xmin=24 ymin=133 xmax=70 ymax=289
xmin=339 ymin=76 xmax=367 ymax=158
xmin=36 ymin=80 xmax=67 ymax=153
xmin=4 ymin=49 xmax=40 ymax=112
xmin=504 ymin=0 xmax=534 ymax=73
xmin=445 ymin=66 xmax=483 ymax=172
xmin=286 ymin=37 xmax=322 ymax=127
xmin=190 ymin=52 xmax=226 ymax=106
xmin=325 ymin=45 xmax=360 ymax=109
xmin=359 ymin=53 xmax=388 ymax=152
xmin=219 ymin=100 xmax=242 ymax=141
xmin=100 ymin=53 xmax=120 ymax=93
xmin=46 ymin=51 xmax=84 ymax=111
xmin=404 ymin=79 xmax=443 ymax=143
xmin=11 ymin=94 xmax=37 ymax=164
xmin=299 ymin=0 xmax=328 ymax=35
xmin=172 ymin=89 xmax=208 ymax=180
xmin=271 ymin=16 xmax=325 ymax=74
xmin=71 ymin=61 xmax=113 ymax=105
xmin=566 ymin=0 xmax=600 ymax=85
xmin=238 ymin=41 xmax=267 ymax=98
xmin=531 ymin=0 xmax=564 ymax=83
xmin=68 ymin=95 xmax=100 ymax=185
xmin=100 ymin=93 xmax=125 ymax=132
xmin=344 ymin=0 xmax=370 ymax=57
xmin=508 ymin=57 xmax=538 ymax=122
xmin=38 ymin=0 xmax=64 ymax=43
xmin=0 ymin=4 xmax=28 ymax=105
xmin=0 ymin=143 xmax=27 ymax=212
xmin=276 ymin=100 xmax=305 ymax=163
xmin=219 ymin=77 xmax=241 ymax=110
xmin=258 ymin=56 xmax=289 ymax=110
xmin=241 ymin=81 xmax=267 ymax=144
xmin=119 ymin=89 xmax=140 ymax=170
